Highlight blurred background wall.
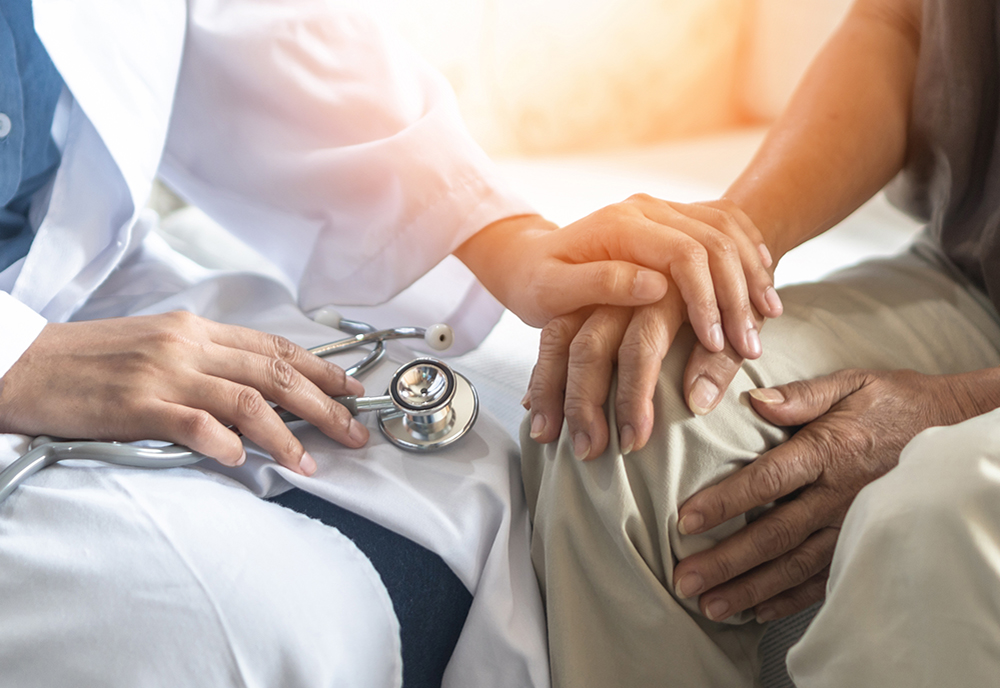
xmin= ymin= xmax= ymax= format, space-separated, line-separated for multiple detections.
xmin=366 ymin=0 xmax=854 ymax=156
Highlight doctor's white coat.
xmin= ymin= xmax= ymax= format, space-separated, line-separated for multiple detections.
xmin=0 ymin=1 xmax=548 ymax=686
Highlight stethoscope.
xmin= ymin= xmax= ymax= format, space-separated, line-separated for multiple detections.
xmin=0 ymin=309 xmax=479 ymax=505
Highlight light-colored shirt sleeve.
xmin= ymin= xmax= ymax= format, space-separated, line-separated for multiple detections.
xmin=0 ymin=292 xmax=46 ymax=378
xmin=158 ymin=0 xmax=533 ymax=312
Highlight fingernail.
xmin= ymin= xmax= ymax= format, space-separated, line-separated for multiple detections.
xmin=706 ymin=598 xmax=731 ymax=621
xmin=529 ymin=413 xmax=546 ymax=440
xmin=708 ymin=323 xmax=724 ymax=352
xmin=572 ymin=431 xmax=591 ymax=461
xmin=749 ymin=387 xmax=785 ymax=404
xmin=689 ymin=376 xmax=720 ymax=415
xmin=520 ymin=390 xmax=531 ymax=410
xmin=758 ymin=243 xmax=773 ymax=268
xmin=756 ymin=607 xmax=778 ymax=623
xmin=348 ymin=418 xmax=369 ymax=445
xmin=764 ymin=286 xmax=783 ymax=316
xmin=236 ymin=449 xmax=247 ymax=467
xmin=676 ymin=572 xmax=705 ymax=599
xmin=345 ymin=375 xmax=365 ymax=396
xmin=631 ymin=270 xmax=666 ymax=301
xmin=678 ymin=511 xmax=704 ymax=535
xmin=619 ymin=424 xmax=635 ymax=456
xmin=299 ymin=451 xmax=317 ymax=476
xmin=746 ymin=327 xmax=762 ymax=358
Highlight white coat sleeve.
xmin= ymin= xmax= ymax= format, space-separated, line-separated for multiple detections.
xmin=158 ymin=0 xmax=534 ymax=311
xmin=0 ymin=293 xmax=47 ymax=378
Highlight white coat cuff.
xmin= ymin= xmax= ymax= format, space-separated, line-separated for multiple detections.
xmin=0 ymin=293 xmax=48 ymax=378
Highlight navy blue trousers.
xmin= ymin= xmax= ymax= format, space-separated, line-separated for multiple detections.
xmin=270 ymin=489 xmax=472 ymax=688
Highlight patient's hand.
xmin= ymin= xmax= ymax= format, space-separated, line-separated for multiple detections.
xmin=522 ymin=198 xmax=780 ymax=458
xmin=0 ymin=312 xmax=369 ymax=475
xmin=672 ymin=368 xmax=998 ymax=622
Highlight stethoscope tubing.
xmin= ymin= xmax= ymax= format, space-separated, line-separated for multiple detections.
xmin=0 ymin=438 xmax=202 ymax=504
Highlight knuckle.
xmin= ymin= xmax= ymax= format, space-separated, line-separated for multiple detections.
xmin=679 ymin=239 xmax=709 ymax=266
xmin=562 ymin=395 xmax=593 ymax=423
xmin=697 ymin=491 xmax=731 ymax=528
xmin=235 ymin=386 xmax=268 ymax=420
xmin=704 ymin=232 xmax=738 ymax=260
xmin=331 ymin=362 xmax=349 ymax=386
xmin=751 ymin=514 xmax=798 ymax=558
xmin=712 ymin=551 xmax=742 ymax=583
xmin=325 ymin=399 xmax=353 ymax=432
xmin=717 ymin=213 xmax=744 ymax=240
xmin=617 ymin=323 xmax=669 ymax=365
xmin=267 ymin=358 xmax=298 ymax=394
xmin=749 ymin=460 xmax=786 ymax=503
xmin=596 ymin=203 xmax=632 ymax=223
xmin=178 ymin=409 xmax=215 ymax=443
xmin=539 ymin=317 xmax=577 ymax=353
xmin=736 ymin=578 xmax=766 ymax=608
xmin=279 ymin=433 xmax=300 ymax=460
xmin=163 ymin=310 xmax=199 ymax=330
xmin=267 ymin=333 xmax=299 ymax=362
xmin=626 ymin=192 xmax=654 ymax=205
xmin=528 ymin=363 xmax=561 ymax=399
xmin=783 ymin=548 xmax=818 ymax=585
xmin=568 ymin=328 xmax=614 ymax=365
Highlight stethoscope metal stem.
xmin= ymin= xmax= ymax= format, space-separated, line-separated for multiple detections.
xmin=275 ymin=394 xmax=394 ymax=423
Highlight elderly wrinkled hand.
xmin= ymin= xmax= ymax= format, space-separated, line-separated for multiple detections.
xmin=672 ymin=368 xmax=985 ymax=623
xmin=522 ymin=197 xmax=780 ymax=459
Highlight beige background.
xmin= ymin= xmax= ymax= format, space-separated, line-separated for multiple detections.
xmin=367 ymin=0 xmax=853 ymax=155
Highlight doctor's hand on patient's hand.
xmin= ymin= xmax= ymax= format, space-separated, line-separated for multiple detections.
xmin=456 ymin=199 xmax=781 ymax=339
xmin=517 ymin=198 xmax=780 ymax=458
xmin=672 ymin=368 xmax=1000 ymax=623
xmin=0 ymin=312 xmax=369 ymax=476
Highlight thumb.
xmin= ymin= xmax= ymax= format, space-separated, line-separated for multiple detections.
xmin=749 ymin=370 xmax=865 ymax=426
xmin=542 ymin=262 xmax=668 ymax=316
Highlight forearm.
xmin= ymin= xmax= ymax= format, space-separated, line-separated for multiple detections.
xmin=943 ymin=368 xmax=1000 ymax=424
xmin=726 ymin=0 xmax=922 ymax=261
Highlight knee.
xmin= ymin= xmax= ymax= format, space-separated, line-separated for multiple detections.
xmin=520 ymin=324 xmax=783 ymax=570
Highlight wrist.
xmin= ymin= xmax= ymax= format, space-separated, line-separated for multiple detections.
xmin=454 ymin=213 xmax=555 ymax=287
xmin=943 ymin=369 xmax=1000 ymax=423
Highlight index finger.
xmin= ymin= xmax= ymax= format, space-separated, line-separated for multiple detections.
xmin=678 ymin=437 xmax=822 ymax=536
xmin=681 ymin=306 xmax=765 ymax=415
xmin=614 ymin=292 xmax=686 ymax=454
xmin=206 ymin=322 xmax=364 ymax=398
xmin=682 ymin=340 xmax=745 ymax=416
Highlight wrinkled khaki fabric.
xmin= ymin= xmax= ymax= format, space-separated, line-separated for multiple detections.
xmin=523 ymin=244 xmax=1000 ymax=687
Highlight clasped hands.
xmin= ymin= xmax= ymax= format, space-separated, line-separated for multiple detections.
xmin=517 ymin=193 xmax=987 ymax=623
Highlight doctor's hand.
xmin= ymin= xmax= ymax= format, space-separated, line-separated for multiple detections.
xmin=0 ymin=312 xmax=369 ymax=476
xmin=456 ymin=199 xmax=782 ymax=357
xmin=672 ymin=368 xmax=997 ymax=623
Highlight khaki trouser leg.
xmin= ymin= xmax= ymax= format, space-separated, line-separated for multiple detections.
xmin=787 ymin=406 xmax=1000 ymax=688
xmin=521 ymin=246 xmax=1000 ymax=688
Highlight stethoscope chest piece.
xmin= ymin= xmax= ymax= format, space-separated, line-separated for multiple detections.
xmin=377 ymin=358 xmax=479 ymax=451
